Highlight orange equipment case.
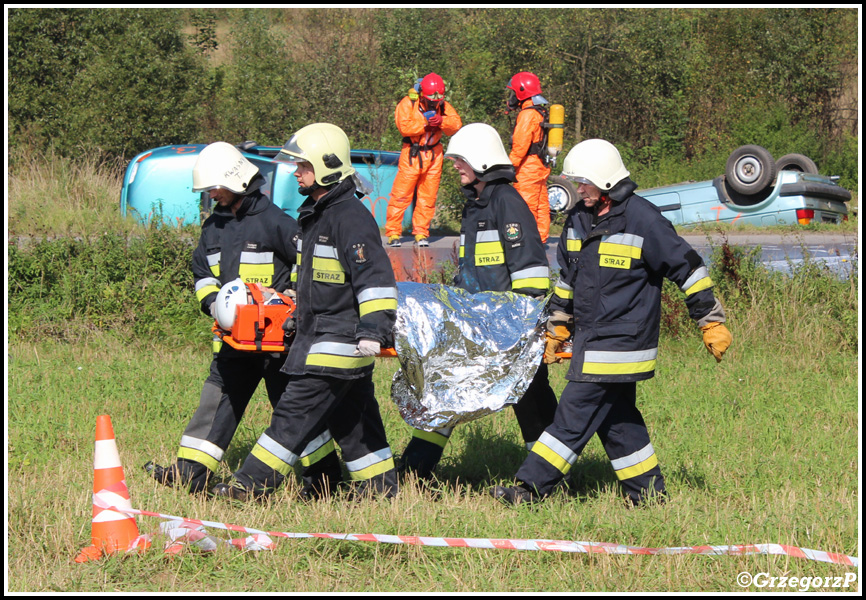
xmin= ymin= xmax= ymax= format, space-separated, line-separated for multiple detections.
xmin=212 ymin=283 xmax=296 ymax=352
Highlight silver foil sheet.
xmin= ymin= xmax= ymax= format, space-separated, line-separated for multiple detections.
xmin=391 ymin=282 xmax=547 ymax=431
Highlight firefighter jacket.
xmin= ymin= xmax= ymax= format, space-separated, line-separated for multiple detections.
xmin=509 ymin=98 xmax=551 ymax=184
xmin=550 ymin=178 xmax=725 ymax=384
xmin=281 ymin=178 xmax=398 ymax=379
xmin=192 ymin=184 xmax=298 ymax=314
xmin=454 ymin=178 xmax=550 ymax=297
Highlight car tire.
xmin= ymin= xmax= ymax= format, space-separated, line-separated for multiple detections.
xmin=725 ymin=145 xmax=776 ymax=196
xmin=775 ymin=153 xmax=819 ymax=174
xmin=548 ymin=175 xmax=579 ymax=213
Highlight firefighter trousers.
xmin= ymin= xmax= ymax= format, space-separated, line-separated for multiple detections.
xmin=231 ymin=372 xmax=398 ymax=497
xmin=515 ymin=380 xmax=666 ymax=504
xmin=176 ymin=352 xmax=342 ymax=494
xmin=400 ymin=363 xmax=558 ymax=478
xmin=385 ymin=145 xmax=443 ymax=239
xmin=513 ymin=176 xmax=551 ymax=244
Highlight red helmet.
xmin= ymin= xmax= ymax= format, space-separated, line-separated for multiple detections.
xmin=506 ymin=72 xmax=542 ymax=102
xmin=420 ymin=73 xmax=445 ymax=101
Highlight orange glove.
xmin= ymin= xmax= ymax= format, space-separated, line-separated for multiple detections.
xmin=701 ymin=322 xmax=732 ymax=362
xmin=544 ymin=324 xmax=571 ymax=364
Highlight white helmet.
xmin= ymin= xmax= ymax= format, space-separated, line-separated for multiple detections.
xmin=561 ymin=139 xmax=630 ymax=191
xmin=214 ymin=278 xmax=250 ymax=330
xmin=192 ymin=142 xmax=260 ymax=194
xmin=444 ymin=123 xmax=513 ymax=181
xmin=276 ymin=123 xmax=355 ymax=187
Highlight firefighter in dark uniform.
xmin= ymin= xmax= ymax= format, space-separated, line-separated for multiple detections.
xmin=212 ymin=124 xmax=400 ymax=501
xmin=492 ymin=139 xmax=733 ymax=506
xmin=398 ymin=123 xmax=558 ymax=480
xmin=144 ymin=142 xmax=342 ymax=499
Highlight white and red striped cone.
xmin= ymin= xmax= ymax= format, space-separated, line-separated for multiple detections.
xmin=74 ymin=415 xmax=150 ymax=562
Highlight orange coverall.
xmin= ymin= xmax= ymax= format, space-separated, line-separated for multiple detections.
xmin=385 ymin=94 xmax=462 ymax=240
xmin=509 ymin=98 xmax=551 ymax=243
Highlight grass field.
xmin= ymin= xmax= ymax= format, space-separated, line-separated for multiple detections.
xmin=6 ymin=153 xmax=860 ymax=592
xmin=7 ymin=317 xmax=859 ymax=592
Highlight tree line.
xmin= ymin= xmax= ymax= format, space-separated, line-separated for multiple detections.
xmin=8 ymin=8 xmax=859 ymax=187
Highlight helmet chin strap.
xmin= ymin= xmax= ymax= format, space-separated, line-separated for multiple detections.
xmin=228 ymin=193 xmax=245 ymax=214
xmin=298 ymin=182 xmax=320 ymax=197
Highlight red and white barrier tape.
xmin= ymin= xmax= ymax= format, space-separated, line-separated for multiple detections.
xmin=96 ymin=499 xmax=858 ymax=566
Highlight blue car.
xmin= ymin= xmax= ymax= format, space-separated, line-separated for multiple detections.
xmin=120 ymin=143 xmax=406 ymax=228
xmin=121 ymin=143 xmax=850 ymax=229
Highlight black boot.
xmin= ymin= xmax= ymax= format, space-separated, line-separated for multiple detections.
xmin=490 ymin=483 xmax=540 ymax=506
xmin=144 ymin=459 xmax=211 ymax=494
xmin=299 ymin=451 xmax=343 ymax=501
xmin=398 ymin=438 xmax=444 ymax=480
xmin=210 ymin=479 xmax=270 ymax=502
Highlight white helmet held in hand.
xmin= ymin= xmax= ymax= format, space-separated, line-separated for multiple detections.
xmin=192 ymin=142 xmax=260 ymax=194
xmin=561 ymin=139 xmax=630 ymax=191
xmin=444 ymin=123 xmax=513 ymax=181
xmin=214 ymin=278 xmax=250 ymax=330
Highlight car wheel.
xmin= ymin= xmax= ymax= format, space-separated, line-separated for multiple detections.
xmin=725 ymin=145 xmax=776 ymax=196
xmin=775 ymin=153 xmax=819 ymax=174
xmin=548 ymin=175 xmax=579 ymax=213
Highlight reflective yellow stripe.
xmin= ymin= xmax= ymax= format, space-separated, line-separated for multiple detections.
xmin=359 ymin=298 xmax=398 ymax=317
xmin=239 ymin=263 xmax=274 ymax=286
xmin=251 ymin=444 xmax=294 ymax=477
xmin=583 ymin=359 xmax=656 ymax=375
xmin=177 ymin=447 xmax=220 ymax=472
xmin=311 ymin=256 xmax=344 ymax=272
xmin=531 ymin=441 xmax=573 ymax=475
xmin=196 ymin=284 xmax=220 ymax=302
xmin=312 ymin=256 xmax=346 ymax=284
xmin=348 ymin=457 xmax=395 ymax=481
xmin=475 ymin=241 xmax=504 ymax=255
xmin=566 ymin=239 xmax=582 ymax=252
xmin=554 ymin=286 xmax=573 ymax=300
xmin=207 ymin=253 xmax=221 ymax=277
xmin=306 ymin=354 xmax=374 ymax=369
xmin=599 ymin=241 xmax=642 ymax=259
xmin=411 ymin=428 xmax=451 ymax=449
xmin=512 ymin=277 xmax=550 ymax=291
xmin=299 ymin=438 xmax=336 ymax=468
xmin=599 ymin=255 xmax=632 ymax=269
xmin=684 ymin=277 xmax=713 ymax=296
xmin=475 ymin=240 xmax=505 ymax=266
xmin=615 ymin=453 xmax=658 ymax=481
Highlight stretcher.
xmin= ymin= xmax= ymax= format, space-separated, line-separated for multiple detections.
xmin=213 ymin=282 xmax=572 ymax=358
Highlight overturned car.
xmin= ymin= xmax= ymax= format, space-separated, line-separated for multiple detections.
xmin=121 ymin=143 xmax=850 ymax=229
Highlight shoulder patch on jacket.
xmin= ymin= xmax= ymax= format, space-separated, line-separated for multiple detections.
xmin=504 ymin=222 xmax=522 ymax=242
xmin=352 ymin=243 xmax=368 ymax=264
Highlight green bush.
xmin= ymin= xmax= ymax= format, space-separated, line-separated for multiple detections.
xmin=8 ymin=227 xmax=204 ymax=345
xmin=9 ymin=8 xmax=207 ymax=159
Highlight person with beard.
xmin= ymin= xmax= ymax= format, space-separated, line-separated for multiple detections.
xmin=212 ymin=125 xmax=400 ymax=501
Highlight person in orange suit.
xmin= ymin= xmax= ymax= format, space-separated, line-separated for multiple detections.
xmin=507 ymin=72 xmax=552 ymax=243
xmin=386 ymin=73 xmax=462 ymax=247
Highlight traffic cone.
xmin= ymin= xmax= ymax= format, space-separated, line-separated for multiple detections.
xmin=74 ymin=415 xmax=149 ymax=562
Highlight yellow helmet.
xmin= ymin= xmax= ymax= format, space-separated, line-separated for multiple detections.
xmin=277 ymin=123 xmax=355 ymax=187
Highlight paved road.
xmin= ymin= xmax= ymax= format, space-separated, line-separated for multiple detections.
xmin=383 ymin=231 xmax=859 ymax=278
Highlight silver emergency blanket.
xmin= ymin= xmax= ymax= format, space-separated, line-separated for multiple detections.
xmin=391 ymin=282 xmax=548 ymax=431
